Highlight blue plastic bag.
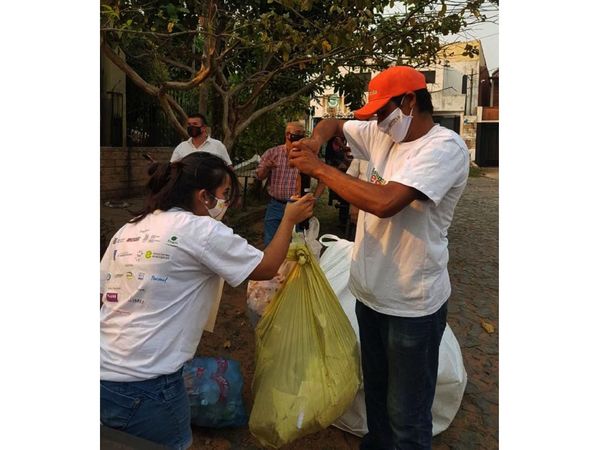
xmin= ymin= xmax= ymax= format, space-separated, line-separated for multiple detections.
xmin=183 ymin=357 xmax=247 ymax=428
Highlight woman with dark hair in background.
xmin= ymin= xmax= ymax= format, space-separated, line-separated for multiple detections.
xmin=100 ymin=152 xmax=314 ymax=449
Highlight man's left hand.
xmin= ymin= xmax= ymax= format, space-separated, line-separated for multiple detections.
xmin=289 ymin=144 xmax=323 ymax=177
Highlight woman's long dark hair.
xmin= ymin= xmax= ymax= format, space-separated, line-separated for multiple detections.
xmin=130 ymin=152 xmax=239 ymax=223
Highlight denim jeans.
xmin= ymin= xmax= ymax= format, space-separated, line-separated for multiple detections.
xmin=100 ymin=368 xmax=192 ymax=450
xmin=263 ymin=198 xmax=286 ymax=246
xmin=355 ymin=300 xmax=448 ymax=450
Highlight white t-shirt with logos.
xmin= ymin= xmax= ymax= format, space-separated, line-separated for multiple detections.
xmin=170 ymin=137 xmax=232 ymax=165
xmin=100 ymin=208 xmax=263 ymax=381
xmin=343 ymin=121 xmax=469 ymax=317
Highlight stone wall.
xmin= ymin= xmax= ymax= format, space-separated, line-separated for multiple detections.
xmin=100 ymin=147 xmax=172 ymax=200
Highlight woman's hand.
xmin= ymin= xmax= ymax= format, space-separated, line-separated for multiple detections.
xmin=282 ymin=193 xmax=315 ymax=224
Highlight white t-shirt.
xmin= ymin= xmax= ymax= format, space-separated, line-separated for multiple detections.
xmin=100 ymin=208 xmax=263 ymax=381
xmin=170 ymin=137 xmax=232 ymax=165
xmin=343 ymin=121 xmax=469 ymax=317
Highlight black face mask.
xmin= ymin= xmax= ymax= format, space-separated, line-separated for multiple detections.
xmin=187 ymin=126 xmax=203 ymax=138
xmin=288 ymin=133 xmax=305 ymax=142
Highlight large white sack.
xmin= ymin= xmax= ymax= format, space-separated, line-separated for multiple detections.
xmin=318 ymin=234 xmax=468 ymax=437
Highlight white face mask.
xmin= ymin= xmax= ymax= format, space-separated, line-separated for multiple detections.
xmin=377 ymin=101 xmax=413 ymax=143
xmin=205 ymin=194 xmax=229 ymax=221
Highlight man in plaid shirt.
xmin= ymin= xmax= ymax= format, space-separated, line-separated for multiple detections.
xmin=256 ymin=121 xmax=324 ymax=245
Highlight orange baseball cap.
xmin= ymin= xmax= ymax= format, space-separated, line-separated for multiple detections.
xmin=353 ymin=66 xmax=427 ymax=120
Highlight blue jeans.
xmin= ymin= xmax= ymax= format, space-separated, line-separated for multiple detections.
xmin=263 ymin=198 xmax=286 ymax=246
xmin=355 ymin=300 xmax=448 ymax=450
xmin=100 ymin=368 xmax=192 ymax=450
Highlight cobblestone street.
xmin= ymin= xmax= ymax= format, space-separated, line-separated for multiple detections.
xmin=432 ymin=172 xmax=499 ymax=449
xmin=100 ymin=171 xmax=499 ymax=449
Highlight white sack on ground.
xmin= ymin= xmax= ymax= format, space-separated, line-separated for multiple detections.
xmin=318 ymin=234 xmax=468 ymax=437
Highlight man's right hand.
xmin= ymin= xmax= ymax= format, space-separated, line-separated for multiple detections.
xmin=283 ymin=193 xmax=315 ymax=224
xmin=291 ymin=137 xmax=321 ymax=155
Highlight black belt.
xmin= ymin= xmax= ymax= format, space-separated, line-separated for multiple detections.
xmin=271 ymin=197 xmax=287 ymax=204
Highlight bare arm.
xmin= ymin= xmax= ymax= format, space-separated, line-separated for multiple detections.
xmin=290 ymin=149 xmax=426 ymax=218
xmin=308 ymin=119 xmax=346 ymax=150
xmin=255 ymin=149 xmax=274 ymax=180
xmin=248 ymin=194 xmax=315 ymax=280
xmin=314 ymin=179 xmax=326 ymax=199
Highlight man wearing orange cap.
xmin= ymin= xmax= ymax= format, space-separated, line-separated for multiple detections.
xmin=289 ymin=66 xmax=470 ymax=450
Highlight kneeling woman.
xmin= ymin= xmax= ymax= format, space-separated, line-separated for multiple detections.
xmin=100 ymin=152 xmax=314 ymax=449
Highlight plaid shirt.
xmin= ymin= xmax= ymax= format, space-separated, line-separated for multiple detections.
xmin=256 ymin=144 xmax=298 ymax=201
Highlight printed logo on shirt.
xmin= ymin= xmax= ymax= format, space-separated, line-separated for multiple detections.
xmin=128 ymin=297 xmax=144 ymax=305
xmin=105 ymin=293 xmax=118 ymax=302
xmin=144 ymin=250 xmax=171 ymax=261
xmin=114 ymin=273 xmax=124 ymax=279
xmin=106 ymin=273 xmax=111 ymax=281
xmin=116 ymin=251 xmax=133 ymax=259
xmin=142 ymin=234 xmax=149 ymax=243
xmin=137 ymin=272 xmax=145 ymax=280
xmin=113 ymin=250 xmax=117 ymax=260
xmin=369 ymin=168 xmax=387 ymax=185
xmin=166 ymin=235 xmax=180 ymax=247
xmin=135 ymin=250 xmax=144 ymax=262
xmin=148 ymin=234 xmax=161 ymax=243
xmin=126 ymin=237 xmax=141 ymax=242
xmin=112 ymin=237 xmax=125 ymax=245
xmin=151 ymin=275 xmax=169 ymax=284
xmin=126 ymin=272 xmax=134 ymax=280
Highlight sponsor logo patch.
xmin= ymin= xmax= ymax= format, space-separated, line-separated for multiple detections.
xmin=166 ymin=235 xmax=180 ymax=247
xmin=105 ymin=293 xmax=118 ymax=302
xmin=151 ymin=275 xmax=169 ymax=284
xmin=369 ymin=168 xmax=387 ymax=185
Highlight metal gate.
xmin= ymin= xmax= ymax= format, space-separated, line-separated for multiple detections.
xmin=475 ymin=122 xmax=499 ymax=167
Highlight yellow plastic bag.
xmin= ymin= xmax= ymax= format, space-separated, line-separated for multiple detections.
xmin=249 ymin=235 xmax=360 ymax=448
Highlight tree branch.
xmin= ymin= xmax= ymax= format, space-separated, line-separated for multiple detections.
xmin=158 ymin=55 xmax=195 ymax=75
xmin=161 ymin=65 xmax=211 ymax=90
xmin=101 ymin=41 xmax=159 ymax=97
xmin=165 ymin=95 xmax=188 ymax=124
xmin=158 ymin=91 xmax=187 ymax=139
xmin=235 ymin=74 xmax=324 ymax=137
xmin=100 ymin=27 xmax=200 ymax=38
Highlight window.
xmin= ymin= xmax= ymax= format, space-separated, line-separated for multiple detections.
xmin=462 ymin=75 xmax=468 ymax=94
xmin=420 ymin=70 xmax=436 ymax=84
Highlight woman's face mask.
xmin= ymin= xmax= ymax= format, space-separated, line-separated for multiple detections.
xmin=205 ymin=193 xmax=228 ymax=221
xmin=377 ymin=98 xmax=413 ymax=143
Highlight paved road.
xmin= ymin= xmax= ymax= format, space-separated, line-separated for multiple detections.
xmin=433 ymin=173 xmax=499 ymax=449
